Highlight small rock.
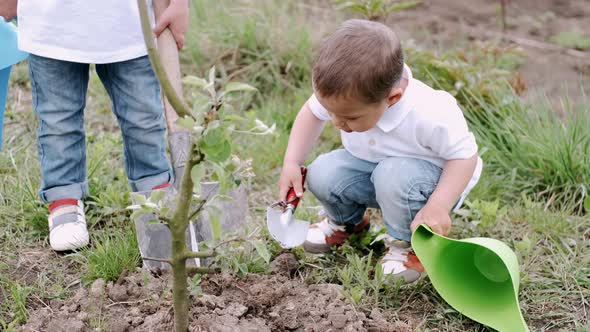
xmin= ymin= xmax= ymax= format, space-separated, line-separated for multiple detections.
xmin=313 ymin=283 xmax=344 ymax=298
xmin=76 ymin=312 xmax=89 ymax=322
xmin=109 ymin=284 xmax=129 ymax=302
xmin=329 ymin=313 xmax=348 ymax=329
xmin=327 ymin=305 xmax=345 ymax=315
xmin=129 ymin=307 xmax=141 ymax=316
xmin=109 ymin=319 xmax=130 ymax=332
xmin=269 ymin=252 xmax=299 ymax=276
xmin=284 ymin=301 xmax=296 ymax=311
xmin=72 ymin=288 xmax=88 ymax=302
xmin=225 ymin=302 xmax=248 ymax=317
xmin=47 ymin=319 xmax=85 ymax=332
xmin=131 ymin=317 xmax=144 ymax=327
xmin=67 ymin=303 xmax=80 ymax=313
xmin=90 ymin=278 xmax=106 ymax=298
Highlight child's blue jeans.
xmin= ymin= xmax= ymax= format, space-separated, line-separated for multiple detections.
xmin=28 ymin=54 xmax=173 ymax=203
xmin=307 ymin=149 xmax=451 ymax=242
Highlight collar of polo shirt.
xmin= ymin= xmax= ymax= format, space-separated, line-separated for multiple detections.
xmin=376 ymin=63 xmax=414 ymax=133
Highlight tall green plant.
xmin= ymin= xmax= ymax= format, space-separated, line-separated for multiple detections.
xmin=132 ymin=2 xmax=273 ymax=331
xmin=465 ymin=92 xmax=590 ymax=214
xmin=333 ymin=0 xmax=420 ymax=21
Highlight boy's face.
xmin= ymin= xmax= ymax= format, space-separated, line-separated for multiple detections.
xmin=317 ymin=87 xmax=403 ymax=133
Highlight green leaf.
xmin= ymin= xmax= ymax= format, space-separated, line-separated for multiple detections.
xmin=237 ymin=263 xmax=248 ymax=277
xmin=182 ymin=76 xmax=208 ymax=89
xmin=130 ymin=209 xmax=145 ymax=221
xmin=208 ymin=207 xmax=222 ymax=241
xmin=149 ymin=189 xmax=165 ymax=203
xmin=130 ymin=192 xmax=147 ymax=205
xmin=253 ymin=241 xmax=271 ymax=264
xmin=191 ymin=164 xmax=205 ymax=195
xmin=203 ymin=127 xmax=224 ymax=146
xmin=585 ymin=196 xmax=590 ymax=211
xmin=389 ymin=1 xmax=420 ymax=12
xmin=201 ymin=139 xmax=231 ymax=163
xmin=223 ymin=82 xmax=257 ymax=94
xmin=176 ymin=116 xmax=196 ymax=130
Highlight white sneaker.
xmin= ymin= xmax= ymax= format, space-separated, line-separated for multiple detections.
xmin=48 ymin=199 xmax=89 ymax=251
xmin=303 ymin=214 xmax=371 ymax=253
xmin=376 ymin=234 xmax=424 ymax=283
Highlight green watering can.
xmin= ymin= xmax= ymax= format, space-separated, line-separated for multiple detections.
xmin=411 ymin=224 xmax=529 ymax=332
xmin=0 ymin=18 xmax=29 ymax=151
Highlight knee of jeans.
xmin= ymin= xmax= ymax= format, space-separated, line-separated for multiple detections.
xmin=372 ymin=158 xmax=440 ymax=202
xmin=306 ymin=153 xmax=345 ymax=202
xmin=307 ymin=156 xmax=332 ymax=201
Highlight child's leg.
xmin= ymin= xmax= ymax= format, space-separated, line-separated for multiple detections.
xmin=304 ymin=149 xmax=378 ymax=252
xmin=28 ymin=54 xmax=91 ymax=202
xmin=371 ymin=157 xmax=442 ymax=242
xmin=307 ymin=149 xmax=379 ymax=226
xmin=29 ymin=54 xmax=91 ymax=251
xmin=95 ymin=56 xmax=173 ymax=192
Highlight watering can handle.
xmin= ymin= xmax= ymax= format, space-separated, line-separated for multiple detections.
xmin=285 ymin=167 xmax=307 ymax=209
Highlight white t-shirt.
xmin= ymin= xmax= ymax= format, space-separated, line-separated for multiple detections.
xmin=17 ymin=0 xmax=153 ymax=64
xmin=308 ymin=64 xmax=483 ymax=206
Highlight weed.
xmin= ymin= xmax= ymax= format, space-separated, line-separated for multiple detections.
xmin=465 ymin=92 xmax=590 ymax=213
xmin=551 ymin=31 xmax=590 ymax=51
xmin=333 ymin=0 xmax=421 ymax=21
xmin=80 ymin=229 xmax=141 ymax=283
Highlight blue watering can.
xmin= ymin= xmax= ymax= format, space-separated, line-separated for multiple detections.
xmin=0 ymin=18 xmax=28 ymax=150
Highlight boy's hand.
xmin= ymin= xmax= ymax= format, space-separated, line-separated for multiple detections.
xmin=278 ymin=163 xmax=304 ymax=202
xmin=153 ymin=0 xmax=189 ymax=49
xmin=0 ymin=0 xmax=17 ymax=21
xmin=410 ymin=203 xmax=451 ymax=236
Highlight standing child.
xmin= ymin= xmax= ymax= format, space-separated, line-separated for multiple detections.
xmin=278 ymin=19 xmax=483 ymax=283
xmin=0 ymin=0 xmax=188 ymax=251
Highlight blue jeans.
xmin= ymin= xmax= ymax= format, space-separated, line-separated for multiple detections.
xmin=29 ymin=54 xmax=172 ymax=203
xmin=307 ymin=149 xmax=448 ymax=242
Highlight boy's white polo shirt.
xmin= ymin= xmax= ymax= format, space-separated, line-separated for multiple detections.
xmin=307 ymin=64 xmax=483 ymax=208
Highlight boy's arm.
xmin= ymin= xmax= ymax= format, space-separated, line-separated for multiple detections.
xmin=0 ymin=0 xmax=17 ymax=21
xmin=410 ymin=154 xmax=478 ymax=235
xmin=278 ymin=103 xmax=325 ymax=200
xmin=153 ymin=0 xmax=189 ymax=49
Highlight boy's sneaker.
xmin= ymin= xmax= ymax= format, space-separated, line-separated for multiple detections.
xmin=303 ymin=214 xmax=370 ymax=253
xmin=378 ymin=234 xmax=424 ymax=283
xmin=48 ymin=199 xmax=89 ymax=251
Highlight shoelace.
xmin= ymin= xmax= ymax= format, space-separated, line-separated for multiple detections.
xmin=316 ymin=218 xmax=346 ymax=237
xmin=373 ymin=233 xmax=412 ymax=263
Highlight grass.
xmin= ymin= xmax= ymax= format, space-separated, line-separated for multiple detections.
xmin=465 ymin=91 xmax=590 ymax=214
xmin=78 ymin=228 xmax=141 ymax=284
xmin=0 ymin=0 xmax=588 ymax=330
xmin=551 ymin=31 xmax=590 ymax=51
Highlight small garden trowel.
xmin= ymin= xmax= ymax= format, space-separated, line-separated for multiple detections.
xmin=267 ymin=167 xmax=309 ymax=248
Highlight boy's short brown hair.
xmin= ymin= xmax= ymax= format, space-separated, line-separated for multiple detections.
xmin=312 ymin=19 xmax=404 ymax=104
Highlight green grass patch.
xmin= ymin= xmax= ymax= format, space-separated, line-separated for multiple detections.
xmin=80 ymin=228 xmax=141 ymax=283
xmin=551 ymin=31 xmax=590 ymax=51
xmin=466 ymin=93 xmax=590 ymax=214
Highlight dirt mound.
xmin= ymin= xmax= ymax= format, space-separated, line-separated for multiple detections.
xmin=20 ymin=256 xmax=413 ymax=332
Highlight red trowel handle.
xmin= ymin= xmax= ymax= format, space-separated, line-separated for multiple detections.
xmin=285 ymin=167 xmax=307 ymax=209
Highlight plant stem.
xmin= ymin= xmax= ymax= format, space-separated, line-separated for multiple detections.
xmin=184 ymin=250 xmax=216 ymax=259
xmin=187 ymin=267 xmax=222 ymax=275
xmin=500 ymin=0 xmax=507 ymax=31
xmin=168 ymin=138 xmax=198 ymax=332
xmin=137 ymin=0 xmax=192 ymax=119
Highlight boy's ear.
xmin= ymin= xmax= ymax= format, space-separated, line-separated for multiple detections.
xmin=387 ymin=87 xmax=403 ymax=106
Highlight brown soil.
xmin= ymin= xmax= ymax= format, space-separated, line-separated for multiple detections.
xmin=19 ymin=254 xmax=415 ymax=332
xmin=386 ymin=0 xmax=590 ymax=107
